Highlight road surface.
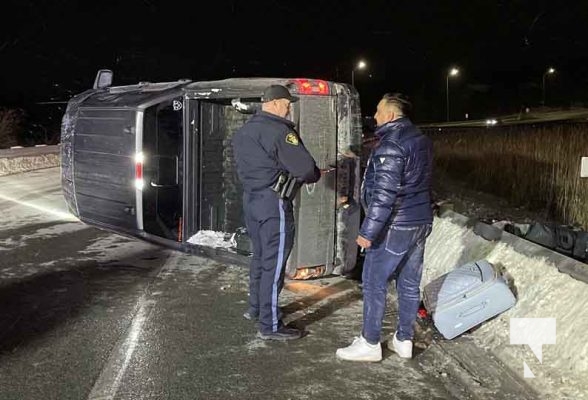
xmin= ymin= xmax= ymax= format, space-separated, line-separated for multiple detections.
xmin=0 ymin=168 xmax=538 ymax=400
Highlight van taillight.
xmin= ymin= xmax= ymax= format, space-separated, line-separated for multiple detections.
xmin=292 ymin=79 xmax=330 ymax=95
xmin=135 ymin=152 xmax=144 ymax=190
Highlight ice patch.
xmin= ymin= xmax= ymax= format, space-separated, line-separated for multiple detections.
xmin=79 ymin=234 xmax=158 ymax=262
xmin=245 ymin=339 xmax=268 ymax=351
xmin=187 ymin=230 xmax=236 ymax=249
xmin=33 ymin=222 xmax=87 ymax=238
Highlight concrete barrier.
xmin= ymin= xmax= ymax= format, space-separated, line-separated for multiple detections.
xmin=0 ymin=145 xmax=60 ymax=176
xmin=425 ymin=210 xmax=588 ymax=399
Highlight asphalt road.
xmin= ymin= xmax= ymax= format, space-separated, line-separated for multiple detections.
xmin=0 ymin=168 xmax=538 ymax=400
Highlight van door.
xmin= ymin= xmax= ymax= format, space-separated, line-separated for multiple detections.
xmin=142 ymin=98 xmax=184 ymax=240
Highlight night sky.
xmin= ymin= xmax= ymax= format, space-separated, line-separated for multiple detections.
xmin=2 ymin=0 xmax=588 ymax=128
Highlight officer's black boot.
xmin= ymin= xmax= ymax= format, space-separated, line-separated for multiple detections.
xmin=256 ymin=323 xmax=303 ymax=341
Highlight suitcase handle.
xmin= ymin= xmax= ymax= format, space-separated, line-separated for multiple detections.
xmin=459 ymin=301 xmax=488 ymax=318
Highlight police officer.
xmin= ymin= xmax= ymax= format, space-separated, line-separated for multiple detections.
xmin=232 ymin=84 xmax=321 ymax=341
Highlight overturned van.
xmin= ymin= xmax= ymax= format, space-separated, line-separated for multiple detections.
xmin=61 ymin=70 xmax=363 ymax=279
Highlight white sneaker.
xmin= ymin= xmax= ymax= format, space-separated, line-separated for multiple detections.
xmin=336 ymin=335 xmax=382 ymax=362
xmin=388 ymin=332 xmax=413 ymax=359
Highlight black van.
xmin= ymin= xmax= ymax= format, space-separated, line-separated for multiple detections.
xmin=61 ymin=70 xmax=362 ymax=279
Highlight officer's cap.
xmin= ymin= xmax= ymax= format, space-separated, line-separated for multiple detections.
xmin=262 ymin=85 xmax=299 ymax=103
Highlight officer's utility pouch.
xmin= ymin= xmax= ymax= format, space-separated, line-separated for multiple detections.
xmin=280 ymin=175 xmax=298 ymax=200
xmin=271 ymin=172 xmax=288 ymax=194
xmin=271 ymin=172 xmax=298 ymax=200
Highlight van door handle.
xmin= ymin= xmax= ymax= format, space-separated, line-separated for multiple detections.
xmin=150 ymin=155 xmax=179 ymax=187
xmin=150 ymin=181 xmax=177 ymax=188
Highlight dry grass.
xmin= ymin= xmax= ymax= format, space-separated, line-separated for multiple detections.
xmin=429 ymin=122 xmax=588 ymax=227
xmin=0 ymin=108 xmax=23 ymax=149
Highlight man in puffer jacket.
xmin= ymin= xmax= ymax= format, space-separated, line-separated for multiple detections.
xmin=336 ymin=93 xmax=433 ymax=362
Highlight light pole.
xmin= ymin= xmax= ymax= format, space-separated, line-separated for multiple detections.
xmin=542 ymin=67 xmax=556 ymax=106
xmin=446 ymin=67 xmax=459 ymax=121
xmin=351 ymin=60 xmax=367 ymax=87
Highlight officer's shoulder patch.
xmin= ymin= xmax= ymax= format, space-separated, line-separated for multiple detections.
xmin=285 ymin=132 xmax=299 ymax=146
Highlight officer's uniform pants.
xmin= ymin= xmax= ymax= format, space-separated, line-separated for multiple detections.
xmin=243 ymin=190 xmax=295 ymax=334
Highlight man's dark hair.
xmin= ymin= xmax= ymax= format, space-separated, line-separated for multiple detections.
xmin=382 ymin=92 xmax=413 ymax=117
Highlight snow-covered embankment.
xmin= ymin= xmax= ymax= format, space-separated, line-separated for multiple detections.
xmin=424 ymin=210 xmax=588 ymax=399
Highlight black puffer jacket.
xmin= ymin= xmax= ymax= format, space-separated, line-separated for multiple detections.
xmin=359 ymin=117 xmax=433 ymax=241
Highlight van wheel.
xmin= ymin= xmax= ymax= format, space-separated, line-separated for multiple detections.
xmin=288 ymin=265 xmax=326 ymax=280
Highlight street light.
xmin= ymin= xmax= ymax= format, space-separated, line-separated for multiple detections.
xmin=542 ymin=67 xmax=556 ymax=106
xmin=351 ymin=60 xmax=367 ymax=87
xmin=446 ymin=67 xmax=459 ymax=121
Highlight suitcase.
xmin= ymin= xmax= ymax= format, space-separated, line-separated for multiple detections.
xmin=423 ymin=260 xmax=516 ymax=340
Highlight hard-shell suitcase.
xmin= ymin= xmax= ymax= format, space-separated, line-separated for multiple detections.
xmin=423 ymin=260 xmax=516 ymax=340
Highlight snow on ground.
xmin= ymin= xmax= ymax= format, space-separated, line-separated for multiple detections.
xmin=186 ymin=230 xmax=236 ymax=249
xmin=432 ymin=171 xmax=556 ymax=225
xmin=0 ymin=222 xmax=87 ymax=251
xmin=426 ymin=176 xmax=588 ymax=399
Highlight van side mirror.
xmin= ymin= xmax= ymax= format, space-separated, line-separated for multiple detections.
xmin=93 ymin=69 xmax=113 ymax=89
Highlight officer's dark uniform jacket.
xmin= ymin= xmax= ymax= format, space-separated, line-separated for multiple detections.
xmin=359 ymin=117 xmax=433 ymax=242
xmin=232 ymin=111 xmax=320 ymax=191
